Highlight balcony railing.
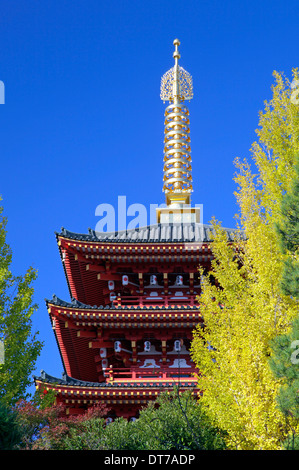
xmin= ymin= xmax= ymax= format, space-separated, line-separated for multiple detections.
xmin=113 ymin=292 xmax=199 ymax=308
xmin=105 ymin=366 xmax=196 ymax=383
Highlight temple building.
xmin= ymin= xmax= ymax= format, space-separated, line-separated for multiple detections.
xmin=34 ymin=40 xmax=238 ymax=420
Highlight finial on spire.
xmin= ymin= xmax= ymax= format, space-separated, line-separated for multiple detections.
xmin=160 ymin=39 xmax=193 ymax=102
xmin=173 ymin=38 xmax=181 ymax=66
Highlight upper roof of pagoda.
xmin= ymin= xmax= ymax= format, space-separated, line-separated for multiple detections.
xmin=56 ymin=222 xmax=243 ymax=245
xmin=55 ymin=222 xmax=244 ymax=307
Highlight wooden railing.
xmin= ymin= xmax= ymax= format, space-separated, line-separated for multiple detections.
xmin=105 ymin=366 xmax=196 ymax=382
xmin=113 ymin=293 xmax=199 ymax=308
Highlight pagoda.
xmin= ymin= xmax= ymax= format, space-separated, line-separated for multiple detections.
xmin=35 ymin=40 xmax=238 ymax=420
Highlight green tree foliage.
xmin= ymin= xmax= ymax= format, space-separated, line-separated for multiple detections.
xmin=77 ymin=390 xmax=225 ymax=450
xmin=12 ymin=389 xmax=225 ymax=450
xmin=190 ymin=69 xmax=299 ymax=449
xmin=0 ymin=401 xmax=22 ymax=450
xmin=269 ymin=154 xmax=299 ymax=449
xmin=269 ymin=316 xmax=299 ymax=449
xmin=0 ymin=201 xmax=43 ymax=407
xmin=276 ymin=153 xmax=299 ymax=298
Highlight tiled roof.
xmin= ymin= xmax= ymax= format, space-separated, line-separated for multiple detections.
xmin=35 ymin=370 xmax=104 ymax=387
xmin=56 ymin=223 xmax=243 ymax=244
xmin=34 ymin=370 xmax=196 ymax=389
xmin=46 ymin=294 xmax=199 ymax=311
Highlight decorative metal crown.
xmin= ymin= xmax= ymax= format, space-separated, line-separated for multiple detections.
xmin=160 ymin=65 xmax=193 ymax=102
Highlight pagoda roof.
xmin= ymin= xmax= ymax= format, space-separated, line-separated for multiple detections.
xmin=46 ymin=294 xmax=200 ymax=311
xmin=46 ymin=295 xmax=201 ymax=383
xmin=34 ymin=370 xmax=197 ymax=390
xmin=56 ymin=222 xmax=243 ymax=244
xmin=34 ymin=370 xmax=200 ymax=417
xmin=33 ymin=371 xmax=201 ymax=417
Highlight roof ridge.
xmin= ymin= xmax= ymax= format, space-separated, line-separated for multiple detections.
xmin=34 ymin=370 xmax=197 ymax=388
xmin=46 ymin=294 xmax=199 ymax=311
xmin=56 ymin=222 xmax=244 ymax=243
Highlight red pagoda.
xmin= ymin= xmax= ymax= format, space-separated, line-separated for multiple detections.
xmin=35 ymin=39 xmax=238 ymax=420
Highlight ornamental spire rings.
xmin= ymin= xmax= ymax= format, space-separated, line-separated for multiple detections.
xmin=160 ymin=39 xmax=194 ymax=206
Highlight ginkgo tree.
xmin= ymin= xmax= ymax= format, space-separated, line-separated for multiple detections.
xmin=191 ymin=69 xmax=299 ymax=450
xmin=0 ymin=200 xmax=43 ymax=407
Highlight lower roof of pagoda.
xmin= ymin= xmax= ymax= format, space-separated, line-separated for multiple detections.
xmin=34 ymin=371 xmax=200 ymax=416
xmin=35 ymin=370 xmax=198 ymax=390
xmin=34 ymin=370 xmax=200 ymax=412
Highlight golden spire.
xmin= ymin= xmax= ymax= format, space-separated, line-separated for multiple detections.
xmin=160 ymin=39 xmax=193 ymax=207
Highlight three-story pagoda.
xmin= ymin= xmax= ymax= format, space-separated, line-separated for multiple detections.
xmin=34 ymin=40 xmax=238 ymax=420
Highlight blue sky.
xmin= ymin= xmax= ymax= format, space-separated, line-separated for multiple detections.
xmin=0 ymin=0 xmax=298 ymax=391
